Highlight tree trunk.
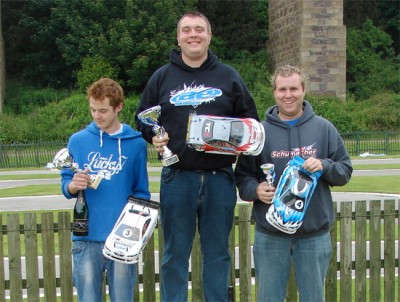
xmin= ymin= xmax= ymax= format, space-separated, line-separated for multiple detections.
xmin=0 ymin=0 xmax=5 ymax=114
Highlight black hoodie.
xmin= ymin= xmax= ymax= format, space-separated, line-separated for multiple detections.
xmin=136 ymin=49 xmax=258 ymax=170
xmin=235 ymin=101 xmax=353 ymax=237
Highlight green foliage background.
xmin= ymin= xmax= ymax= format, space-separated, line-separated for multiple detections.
xmin=1 ymin=0 xmax=399 ymax=143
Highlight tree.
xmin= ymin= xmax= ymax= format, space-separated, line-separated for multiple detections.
xmin=6 ymin=0 xmax=195 ymax=92
xmin=346 ymin=19 xmax=400 ymax=100
xmin=197 ymin=0 xmax=268 ymax=59
xmin=344 ymin=0 xmax=400 ymax=55
xmin=0 ymin=0 xmax=4 ymax=113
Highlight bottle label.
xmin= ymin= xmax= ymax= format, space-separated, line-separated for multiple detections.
xmin=73 ymin=219 xmax=89 ymax=235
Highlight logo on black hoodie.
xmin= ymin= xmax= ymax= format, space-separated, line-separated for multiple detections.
xmin=170 ymin=83 xmax=222 ymax=107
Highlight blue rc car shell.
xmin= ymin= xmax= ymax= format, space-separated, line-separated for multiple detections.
xmin=265 ymin=156 xmax=323 ymax=234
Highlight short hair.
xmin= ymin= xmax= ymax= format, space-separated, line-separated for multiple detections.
xmin=86 ymin=78 xmax=124 ymax=109
xmin=271 ymin=65 xmax=307 ymax=90
xmin=177 ymin=11 xmax=212 ymax=33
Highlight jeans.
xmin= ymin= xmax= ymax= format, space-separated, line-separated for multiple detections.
xmin=253 ymin=231 xmax=332 ymax=302
xmin=160 ymin=166 xmax=237 ymax=302
xmin=72 ymin=241 xmax=137 ymax=302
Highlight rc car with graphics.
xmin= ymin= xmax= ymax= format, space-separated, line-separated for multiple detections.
xmin=265 ymin=156 xmax=322 ymax=234
xmin=186 ymin=113 xmax=265 ymax=156
xmin=103 ymin=196 xmax=159 ymax=264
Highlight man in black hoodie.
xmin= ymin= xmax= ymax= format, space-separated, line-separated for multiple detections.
xmin=136 ymin=12 xmax=258 ymax=302
xmin=235 ymin=65 xmax=352 ymax=302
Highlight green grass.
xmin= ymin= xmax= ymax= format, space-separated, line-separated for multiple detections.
xmin=1 ymin=175 xmax=399 ymax=197
xmin=331 ymin=175 xmax=400 ymax=194
xmin=353 ymin=163 xmax=400 ymax=169
xmin=0 ymin=173 xmax=60 ymax=180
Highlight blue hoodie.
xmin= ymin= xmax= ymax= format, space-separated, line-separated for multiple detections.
xmin=61 ymin=122 xmax=151 ymax=242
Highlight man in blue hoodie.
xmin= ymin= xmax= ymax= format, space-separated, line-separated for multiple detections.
xmin=61 ymin=78 xmax=150 ymax=301
xmin=235 ymin=65 xmax=353 ymax=302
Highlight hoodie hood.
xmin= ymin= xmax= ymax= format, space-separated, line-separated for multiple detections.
xmin=86 ymin=121 xmax=143 ymax=169
xmin=263 ymin=101 xmax=316 ymax=160
xmin=264 ymin=100 xmax=315 ymax=128
xmin=86 ymin=121 xmax=142 ymax=141
xmin=169 ymin=49 xmax=217 ymax=72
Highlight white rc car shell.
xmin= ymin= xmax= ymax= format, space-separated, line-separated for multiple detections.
xmin=265 ymin=156 xmax=322 ymax=234
xmin=186 ymin=113 xmax=265 ymax=156
xmin=103 ymin=196 xmax=159 ymax=264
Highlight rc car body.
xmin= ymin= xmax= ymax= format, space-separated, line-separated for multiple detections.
xmin=186 ymin=113 xmax=265 ymax=156
xmin=265 ymin=156 xmax=322 ymax=234
xmin=103 ymin=196 xmax=159 ymax=264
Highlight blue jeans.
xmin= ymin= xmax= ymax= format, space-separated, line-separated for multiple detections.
xmin=72 ymin=241 xmax=137 ymax=302
xmin=160 ymin=166 xmax=237 ymax=302
xmin=253 ymin=231 xmax=332 ymax=302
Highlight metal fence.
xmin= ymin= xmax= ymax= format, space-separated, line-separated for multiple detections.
xmin=0 ymin=132 xmax=399 ymax=168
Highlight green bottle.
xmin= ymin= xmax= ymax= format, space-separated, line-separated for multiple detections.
xmin=73 ymin=190 xmax=89 ymax=236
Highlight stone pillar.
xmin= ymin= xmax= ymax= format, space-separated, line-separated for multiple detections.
xmin=267 ymin=0 xmax=346 ymax=99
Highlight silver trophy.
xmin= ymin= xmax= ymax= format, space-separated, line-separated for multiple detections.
xmin=137 ymin=105 xmax=179 ymax=166
xmin=46 ymin=148 xmax=103 ymax=189
xmin=261 ymin=163 xmax=275 ymax=186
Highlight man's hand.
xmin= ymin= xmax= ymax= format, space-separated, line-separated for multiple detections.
xmin=256 ymin=182 xmax=276 ymax=204
xmin=68 ymin=168 xmax=91 ymax=195
xmin=302 ymin=157 xmax=323 ymax=173
xmin=152 ymin=133 xmax=170 ymax=154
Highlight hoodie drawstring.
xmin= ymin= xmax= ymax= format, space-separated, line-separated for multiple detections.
xmin=99 ymin=128 xmax=122 ymax=168
xmin=100 ymin=130 xmax=104 ymax=147
xmin=118 ymin=138 xmax=122 ymax=168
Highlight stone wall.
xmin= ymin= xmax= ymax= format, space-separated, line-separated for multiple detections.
xmin=267 ymin=0 xmax=346 ymax=98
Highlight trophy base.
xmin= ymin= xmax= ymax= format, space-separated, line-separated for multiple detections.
xmin=88 ymin=175 xmax=103 ymax=189
xmin=162 ymin=154 xmax=179 ymax=167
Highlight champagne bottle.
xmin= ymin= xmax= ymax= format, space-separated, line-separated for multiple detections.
xmin=228 ymin=285 xmax=235 ymax=302
xmin=73 ymin=190 xmax=89 ymax=236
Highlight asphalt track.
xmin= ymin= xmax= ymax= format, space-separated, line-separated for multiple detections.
xmin=0 ymin=158 xmax=399 ymax=212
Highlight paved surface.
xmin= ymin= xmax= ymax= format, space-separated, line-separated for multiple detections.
xmin=0 ymin=159 xmax=399 ymax=211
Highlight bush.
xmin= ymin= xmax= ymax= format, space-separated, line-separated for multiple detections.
xmin=308 ymin=92 xmax=400 ymax=133
xmin=4 ymin=80 xmax=70 ymax=115
xmin=356 ymin=92 xmax=400 ymax=131
xmin=76 ymin=55 xmax=120 ymax=92
xmin=308 ymin=96 xmax=361 ymax=133
xmin=347 ymin=19 xmax=400 ymax=100
xmin=0 ymin=92 xmax=141 ymax=144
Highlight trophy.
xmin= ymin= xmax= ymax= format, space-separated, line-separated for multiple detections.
xmin=260 ymin=163 xmax=275 ymax=186
xmin=137 ymin=105 xmax=179 ymax=166
xmin=47 ymin=148 xmax=103 ymax=189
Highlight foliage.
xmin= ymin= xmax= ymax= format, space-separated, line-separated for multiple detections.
xmin=344 ymin=0 xmax=400 ymax=56
xmin=308 ymin=92 xmax=400 ymax=133
xmin=196 ymin=0 xmax=268 ymax=60
xmin=4 ymin=80 xmax=70 ymax=115
xmin=4 ymin=0 xmax=196 ymax=91
xmin=1 ymin=80 xmax=398 ymax=145
xmin=76 ymin=55 xmax=119 ymax=92
xmin=307 ymin=96 xmax=358 ymax=133
xmin=356 ymin=92 xmax=400 ymax=131
xmin=0 ymin=89 xmax=140 ymax=144
xmin=346 ymin=19 xmax=400 ymax=100
xmin=3 ymin=0 xmax=271 ymax=92
xmin=227 ymin=49 xmax=275 ymax=120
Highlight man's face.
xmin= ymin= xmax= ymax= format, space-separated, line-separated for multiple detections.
xmin=89 ymin=97 xmax=122 ymax=133
xmin=177 ymin=16 xmax=211 ymax=66
xmin=273 ymin=73 xmax=306 ymax=120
